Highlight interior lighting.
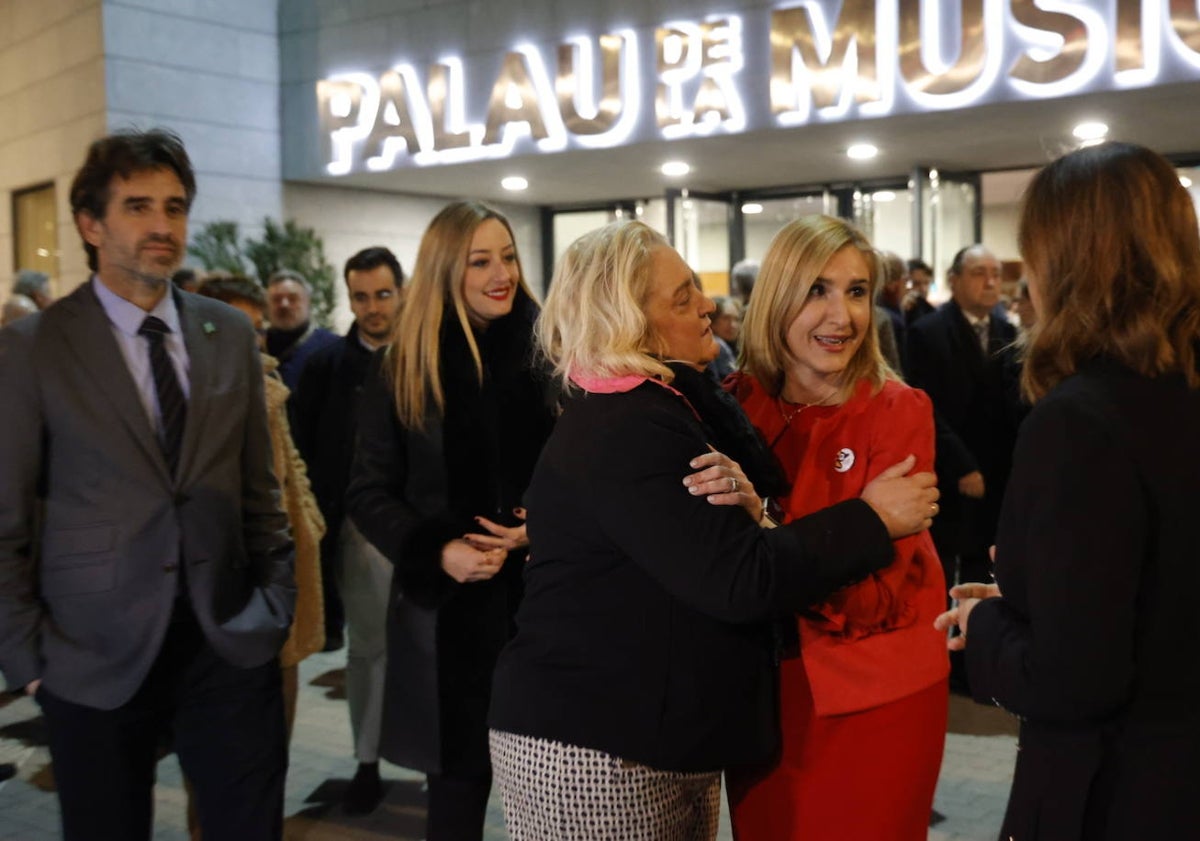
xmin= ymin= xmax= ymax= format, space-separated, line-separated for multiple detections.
xmin=661 ymin=161 xmax=691 ymax=177
xmin=501 ymin=175 xmax=528 ymax=191
xmin=1179 ymin=176 xmax=1193 ymax=188
xmin=741 ymin=202 xmax=764 ymax=214
xmin=847 ymin=143 xmax=878 ymax=160
xmin=1072 ymin=121 xmax=1108 ymax=141
xmin=872 ymin=190 xmax=897 ymax=202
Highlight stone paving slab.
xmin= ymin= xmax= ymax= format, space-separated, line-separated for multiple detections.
xmin=0 ymin=653 xmax=1017 ymax=840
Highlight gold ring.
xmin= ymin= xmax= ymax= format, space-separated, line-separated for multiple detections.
xmin=730 ymin=477 xmax=739 ymax=493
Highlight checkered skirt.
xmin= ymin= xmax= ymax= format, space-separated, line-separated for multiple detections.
xmin=489 ymin=729 xmax=721 ymax=840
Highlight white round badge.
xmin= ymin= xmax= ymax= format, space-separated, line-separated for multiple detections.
xmin=833 ymin=448 xmax=855 ymax=473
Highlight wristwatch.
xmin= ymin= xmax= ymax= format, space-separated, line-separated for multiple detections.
xmin=759 ymin=496 xmax=784 ymax=528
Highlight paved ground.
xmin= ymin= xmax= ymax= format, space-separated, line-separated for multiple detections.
xmin=0 ymin=650 xmax=1017 ymax=840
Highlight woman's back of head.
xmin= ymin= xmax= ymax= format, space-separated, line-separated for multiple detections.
xmin=538 ymin=219 xmax=673 ymax=388
xmin=1019 ymin=142 xmax=1200 ymax=400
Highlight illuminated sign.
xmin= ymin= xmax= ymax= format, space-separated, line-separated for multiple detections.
xmin=317 ymin=1 xmax=1200 ymax=175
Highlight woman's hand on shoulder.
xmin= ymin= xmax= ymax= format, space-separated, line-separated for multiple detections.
xmin=860 ymin=454 xmax=940 ymax=538
xmin=682 ymin=450 xmax=762 ymax=522
xmin=440 ymin=538 xmax=507 ymax=583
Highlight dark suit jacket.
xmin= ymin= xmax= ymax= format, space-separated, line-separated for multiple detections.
xmin=292 ymin=322 xmax=373 ymax=550
xmin=966 ymin=358 xmax=1200 ymax=839
xmin=0 ymin=282 xmax=295 ymax=710
xmin=906 ymin=300 xmax=1019 ymax=554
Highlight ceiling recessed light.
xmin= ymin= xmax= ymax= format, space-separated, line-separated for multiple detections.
xmin=1181 ymin=176 xmax=1194 ymax=188
xmin=871 ymin=190 xmax=896 ymax=202
xmin=741 ymin=202 xmax=764 ymax=214
xmin=1072 ymin=121 xmax=1108 ymax=141
xmin=847 ymin=143 xmax=878 ymax=160
xmin=501 ymin=176 xmax=528 ymax=191
xmin=661 ymin=161 xmax=690 ymax=177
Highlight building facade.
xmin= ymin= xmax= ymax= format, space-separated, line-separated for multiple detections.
xmin=6 ymin=0 xmax=1200 ymax=317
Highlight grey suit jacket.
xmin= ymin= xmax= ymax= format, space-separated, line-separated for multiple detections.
xmin=0 ymin=281 xmax=295 ymax=710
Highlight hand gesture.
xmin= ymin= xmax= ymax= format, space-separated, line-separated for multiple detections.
xmin=933 ymin=582 xmax=1002 ymax=650
xmin=440 ymin=538 xmax=506 ymax=583
xmin=860 ymin=455 xmax=940 ymax=538
xmin=958 ymin=470 xmax=986 ymax=499
xmin=682 ymin=450 xmax=762 ymax=522
xmin=464 ymin=508 xmax=529 ymax=552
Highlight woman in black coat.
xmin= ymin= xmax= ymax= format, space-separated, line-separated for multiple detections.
xmin=936 ymin=142 xmax=1200 ymax=840
xmin=488 ymin=220 xmax=941 ymax=839
xmin=346 ymin=201 xmax=554 ymax=841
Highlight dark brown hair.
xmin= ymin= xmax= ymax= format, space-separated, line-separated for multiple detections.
xmin=195 ymin=273 xmax=266 ymax=309
xmin=344 ymin=246 xmax=405 ymax=286
xmin=69 ymin=128 xmax=196 ymax=271
xmin=1018 ymin=142 xmax=1200 ymax=400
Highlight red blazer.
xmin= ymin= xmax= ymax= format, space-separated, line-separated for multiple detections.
xmin=735 ymin=376 xmax=949 ymax=715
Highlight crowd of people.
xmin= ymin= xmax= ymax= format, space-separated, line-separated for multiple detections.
xmin=0 ymin=127 xmax=1197 ymax=841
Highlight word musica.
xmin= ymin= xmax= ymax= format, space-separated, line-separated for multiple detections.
xmin=318 ymin=0 xmax=1200 ymax=174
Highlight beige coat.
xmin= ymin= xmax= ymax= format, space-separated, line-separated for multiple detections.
xmin=263 ymin=354 xmax=326 ymax=668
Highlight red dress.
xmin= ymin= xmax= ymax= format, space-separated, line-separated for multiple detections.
xmin=728 ymin=376 xmax=950 ymax=841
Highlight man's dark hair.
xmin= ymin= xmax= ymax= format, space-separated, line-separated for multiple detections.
xmin=196 ymin=274 xmax=266 ymax=309
xmin=907 ymin=258 xmax=933 ymax=275
xmin=343 ymin=246 xmax=404 ymax=286
xmin=69 ymin=128 xmax=196 ymax=272
xmin=172 ymin=267 xmax=199 ymax=289
xmin=730 ymin=259 xmax=759 ymax=302
xmin=948 ymin=245 xmax=983 ymax=277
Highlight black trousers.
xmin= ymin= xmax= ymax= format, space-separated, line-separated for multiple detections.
xmin=38 ymin=603 xmax=288 ymax=841
xmin=426 ymin=771 xmax=493 ymax=841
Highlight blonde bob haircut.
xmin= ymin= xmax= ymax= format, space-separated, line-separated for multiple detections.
xmin=741 ymin=214 xmax=894 ymax=399
xmin=537 ymin=219 xmax=678 ymax=389
xmin=1019 ymin=142 xmax=1200 ymax=402
xmin=386 ymin=200 xmax=533 ymax=428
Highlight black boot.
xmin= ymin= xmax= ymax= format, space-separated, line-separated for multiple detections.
xmin=342 ymin=761 xmax=383 ymax=815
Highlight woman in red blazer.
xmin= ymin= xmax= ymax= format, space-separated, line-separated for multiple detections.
xmin=726 ymin=215 xmax=949 ymax=841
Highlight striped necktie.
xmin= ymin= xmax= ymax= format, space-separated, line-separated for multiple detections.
xmin=138 ymin=316 xmax=187 ymax=475
xmin=973 ymin=318 xmax=989 ymax=354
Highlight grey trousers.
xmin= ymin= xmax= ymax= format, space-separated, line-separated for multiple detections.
xmin=338 ymin=518 xmax=392 ymax=764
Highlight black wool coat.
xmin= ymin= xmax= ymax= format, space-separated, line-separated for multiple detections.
xmin=346 ymin=291 xmax=555 ymax=774
xmin=966 ymin=358 xmax=1200 ymax=840
xmin=489 ymin=377 xmax=896 ymax=773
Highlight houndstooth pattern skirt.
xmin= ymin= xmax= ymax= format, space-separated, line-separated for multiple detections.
xmin=490 ymin=730 xmax=722 ymax=841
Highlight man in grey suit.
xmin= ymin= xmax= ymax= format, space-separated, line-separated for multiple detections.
xmin=0 ymin=129 xmax=295 ymax=839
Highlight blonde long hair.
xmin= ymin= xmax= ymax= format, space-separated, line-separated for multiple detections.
xmin=538 ymin=220 xmax=676 ymax=389
xmin=386 ymin=201 xmax=533 ymax=428
xmin=740 ymin=214 xmax=894 ymax=398
xmin=1018 ymin=142 xmax=1200 ymax=401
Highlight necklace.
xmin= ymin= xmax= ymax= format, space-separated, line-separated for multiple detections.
xmin=770 ymin=397 xmax=814 ymax=449
xmin=777 ymin=397 xmax=811 ymax=426
xmin=770 ymin=386 xmax=841 ymax=449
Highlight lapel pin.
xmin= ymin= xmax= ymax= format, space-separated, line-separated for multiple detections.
xmin=834 ymin=448 xmax=855 ymax=473
xmin=203 ymin=321 xmax=216 ymax=335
